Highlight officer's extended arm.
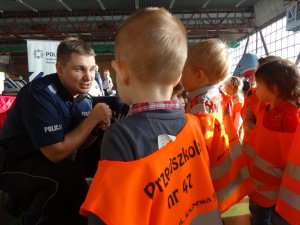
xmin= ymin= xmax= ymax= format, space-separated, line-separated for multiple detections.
xmin=40 ymin=103 xmax=111 ymax=163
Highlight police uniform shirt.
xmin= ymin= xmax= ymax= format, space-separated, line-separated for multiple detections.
xmin=1 ymin=73 xmax=92 ymax=156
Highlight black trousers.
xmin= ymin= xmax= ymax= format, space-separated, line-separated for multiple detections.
xmin=0 ymin=152 xmax=88 ymax=225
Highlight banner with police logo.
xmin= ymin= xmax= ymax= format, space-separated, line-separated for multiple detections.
xmin=27 ymin=40 xmax=60 ymax=81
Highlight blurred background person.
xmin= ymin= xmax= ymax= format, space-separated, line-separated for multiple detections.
xmin=102 ymin=69 xmax=113 ymax=96
xmin=89 ymin=65 xmax=104 ymax=97
xmin=224 ymin=76 xmax=244 ymax=138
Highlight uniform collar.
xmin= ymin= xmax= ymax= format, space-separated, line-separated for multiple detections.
xmin=51 ymin=73 xmax=90 ymax=103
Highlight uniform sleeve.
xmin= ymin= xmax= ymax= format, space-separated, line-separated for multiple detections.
xmin=21 ymin=86 xmax=65 ymax=148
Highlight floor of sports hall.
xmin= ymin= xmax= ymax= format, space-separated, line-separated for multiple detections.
xmin=0 ymin=191 xmax=250 ymax=225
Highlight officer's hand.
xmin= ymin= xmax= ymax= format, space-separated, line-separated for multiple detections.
xmin=98 ymin=120 xmax=110 ymax=130
xmin=92 ymin=103 xmax=112 ymax=124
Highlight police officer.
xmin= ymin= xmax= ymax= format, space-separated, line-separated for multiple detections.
xmin=0 ymin=37 xmax=111 ymax=225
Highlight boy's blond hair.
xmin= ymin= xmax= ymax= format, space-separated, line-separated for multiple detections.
xmin=187 ymin=38 xmax=231 ymax=84
xmin=115 ymin=8 xmax=187 ymax=85
xmin=225 ymin=76 xmax=243 ymax=94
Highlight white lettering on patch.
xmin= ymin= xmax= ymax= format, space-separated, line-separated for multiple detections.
xmin=44 ymin=124 xmax=63 ymax=133
xmin=81 ymin=111 xmax=90 ymax=116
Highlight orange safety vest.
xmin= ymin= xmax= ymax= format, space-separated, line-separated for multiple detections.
xmin=196 ymin=91 xmax=253 ymax=213
xmin=244 ymin=112 xmax=295 ymax=208
xmin=276 ymin=125 xmax=300 ymax=225
xmin=231 ymin=94 xmax=244 ymax=138
xmin=241 ymin=87 xmax=265 ymax=144
xmin=80 ymin=114 xmax=223 ymax=225
xmin=241 ymin=87 xmax=263 ymax=119
xmin=232 ymin=95 xmax=243 ymax=122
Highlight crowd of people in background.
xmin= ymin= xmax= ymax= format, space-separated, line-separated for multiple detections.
xmin=89 ymin=66 xmax=115 ymax=97
xmin=0 ymin=6 xmax=300 ymax=225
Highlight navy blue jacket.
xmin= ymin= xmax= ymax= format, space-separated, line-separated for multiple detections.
xmin=0 ymin=73 xmax=92 ymax=158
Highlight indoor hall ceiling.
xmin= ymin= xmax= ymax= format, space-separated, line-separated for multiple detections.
xmin=0 ymin=0 xmax=261 ymax=47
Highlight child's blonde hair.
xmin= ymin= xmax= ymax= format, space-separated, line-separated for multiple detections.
xmin=225 ymin=76 xmax=243 ymax=95
xmin=114 ymin=8 xmax=187 ymax=85
xmin=187 ymin=38 xmax=231 ymax=84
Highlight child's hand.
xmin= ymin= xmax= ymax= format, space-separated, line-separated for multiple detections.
xmin=112 ymin=111 xmax=127 ymax=121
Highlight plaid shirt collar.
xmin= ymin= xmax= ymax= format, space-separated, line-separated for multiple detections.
xmin=127 ymin=100 xmax=182 ymax=116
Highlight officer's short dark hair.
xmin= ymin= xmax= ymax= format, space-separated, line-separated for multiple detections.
xmin=57 ymin=37 xmax=95 ymax=66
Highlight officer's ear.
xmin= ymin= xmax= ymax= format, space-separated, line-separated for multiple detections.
xmin=111 ymin=59 xmax=130 ymax=86
xmin=56 ymin=63 xmax=63 ymax=76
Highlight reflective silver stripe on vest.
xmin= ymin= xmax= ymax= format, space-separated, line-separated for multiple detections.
xmin=190 ymin=208 xmax=223 ymax=225
xmin=253 ymin=155 xmax=283 ymax=178
xmin=253 ymin=178 xmax=278 ymax=201
xmin=244 ymin=143 xmax=255 ymax=159
xmin=285 ymin=161 xmax=300 ymax=182
xmin=216 ymin=166 xmax=250 ymax=202
xmin=210 ymin=143 xmax=243 ymax=180
xmin=278 ymin=185 xmax=300 ymax=211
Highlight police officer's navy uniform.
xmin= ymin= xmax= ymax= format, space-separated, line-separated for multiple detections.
xmin=0 ymin=73 xmax=92 ymax=225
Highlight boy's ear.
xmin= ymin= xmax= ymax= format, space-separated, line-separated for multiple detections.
xmin=172 ymin=76 xmax=181 ymax=87
xmin=194 ymin=68 xmax=205 ymax=82
xmin=111 ymin=60 xmax=130 ymax=85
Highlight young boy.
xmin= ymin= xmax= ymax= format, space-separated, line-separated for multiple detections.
xmin=80 ymin=8 xmax=223 ymax=225
xmin=181 ymin=38 xmax=253 ymax=213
